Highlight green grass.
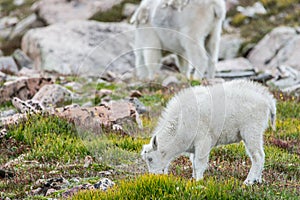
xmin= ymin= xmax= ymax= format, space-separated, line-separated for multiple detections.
xmin=1 ymin=80 xmax=299 ymax=199
xmin=6 ymin=115 xmax=89 ymax=162
xmin=72 ymin=174 xmax=299 ymax=200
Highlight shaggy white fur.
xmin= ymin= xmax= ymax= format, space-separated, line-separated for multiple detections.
xmin=141 ymin=80 xmax=276 ymax=185
xmin=131 ymin=0 xmax=226 ymax=80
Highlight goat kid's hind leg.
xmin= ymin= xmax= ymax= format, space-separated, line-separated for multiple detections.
xmin=143 ymin=48 xmax=162 ymax=80
xmin=193 ymin=142 xmax=210 ymax=181
xmin=243 ymin=131 xmax=265 ymax=185
xmin=189 ymin=153 xmax=196 ymax=178
xmin=134 ymin=49 xmax=149 ymax=79
xmin=185 ymin=38 xmax=208 ymax=80
xmin=205 ymin=25 xmax=222 ymax=79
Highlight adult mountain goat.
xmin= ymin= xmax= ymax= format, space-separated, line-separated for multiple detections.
xmin=141 ymin=80 xmax=276 ymax=185
xmin=131 ymin=0 xmax=226 ymax=80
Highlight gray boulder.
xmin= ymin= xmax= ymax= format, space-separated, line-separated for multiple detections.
xmin=0 ymin=57 xmax=19 ymax=74
xmin=22 ymin=20 xmax=135 ymax=77
xmin=219 ymin=34 xmax=244 ymax=60
xmin=9 ymin=14 xmax=44 ymax=40
xmin=248 ymin=26 xmax=300 ymax=71
xmin=33 ymin=0 xmax=124 ymax=25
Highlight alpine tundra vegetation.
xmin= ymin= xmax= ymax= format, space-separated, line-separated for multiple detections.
xmin=0 ymin=0 xmax=300 ymax=199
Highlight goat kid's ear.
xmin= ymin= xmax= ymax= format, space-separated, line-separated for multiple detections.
xmin=152 ymin=136 xmax=158 ymax=151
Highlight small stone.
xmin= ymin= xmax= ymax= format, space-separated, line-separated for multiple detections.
xmin=70 ymin=177 xmax=80 ymax=183
xmin=162 ymin=75 xmax=180 ymax=87
xmin=0 ymin=56 xmax=19 ymax=74
xmin=97 ymin=89 xmax=113 ymax=97
xmin=62 ymin=186 xmax=81 ymax=198
xmin=127 ymin=97 xmax=148 ymax=114
xmin=112 ymin=124 xmax=123 ymax=131
xmin=17 ymin=68 xmax=40 ymax=77
xmin=123 ymin=3 xmax=138 ymax=17
xmin=251 ymin=73 xmax=273 ymax=83
xmin=237 ymin=2 xmax=267 ymax=18
xmin=30 ymin=187 xmax=42 ymax=195
xmin=130 ymin=90 xmax=142 ymax=98
xmin=0 ymin=128 xmax=7 ymax=139
xmin=215 ymin=70 xmax=256 ymax=79
xmin=0 ymin=109 xmax=17 ymax=118
xmin=12 ymin=49 xmax=33 ymax=69
xmin=63 ymin=81 xmax=82 ymax=91
xmin=216 ymin=57 xmax=254 ymax=72
xmin=161 ymin=54 xmax=180 ymax=72
xmin=99 ymin=170 xmax=113 ymax=176
xmin=83 ymin=156 xmax=93 ymax=168
xmin=101 ymin=71 xmax=117 ymax=82
xmin=94 ymin=178 xmax=115 ymax=191
xmin=14 ymin=0 xmax=25 ymax=6
xmin=45 ymin=188 xmax=56 ymax=196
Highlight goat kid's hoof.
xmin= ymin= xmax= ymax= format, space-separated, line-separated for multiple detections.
xmin=243 ymin=179 xmax=262 ymax=186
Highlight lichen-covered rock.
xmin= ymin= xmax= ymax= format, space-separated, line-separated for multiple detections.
xmin=62 ymin=178 xmax=115 ymax=198
xmin=12 ymin=97 xmax=44 ymax=114
xmin=55 ymin=101 xmax=142 ymax=134
xmin=32 ymin=84 xmax=73 ymax=108
xmin=31 ymin=177 xmax=69 ymax=196
xmin=0 ymin=77 xmax=53 ymax=104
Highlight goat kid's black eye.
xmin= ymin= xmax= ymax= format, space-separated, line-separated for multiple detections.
xmin=148 ymin=158 xmax=153 ymax=162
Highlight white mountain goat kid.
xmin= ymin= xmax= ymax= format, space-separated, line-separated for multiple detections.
xmin=141 ymin=80 xmax=276 ymax=185
xmin=131 ymin=0 xmax=226 ymax=80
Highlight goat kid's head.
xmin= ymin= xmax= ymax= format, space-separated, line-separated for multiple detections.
xmin=141 ymin=136 xmax=168 ymax=174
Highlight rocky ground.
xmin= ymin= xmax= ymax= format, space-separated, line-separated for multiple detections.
xmin=0 ymin=0 xmax=299 ymax=199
